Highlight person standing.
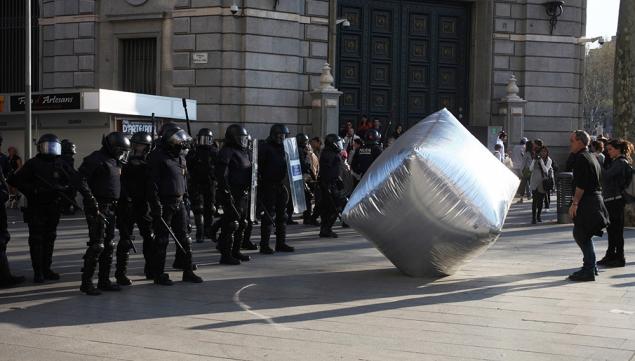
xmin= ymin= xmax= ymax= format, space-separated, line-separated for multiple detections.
xmin=60 ymin=140 xmax=77 ymax=215
xmin=187 ymin=128 xmax=218 ymax=243
xmin=597 ymin=138 xmax=633 ymax=268
xmin=9 ymin=134 xmax=90 ymax=284
xmin=6 ymin=146 xmax=22 ymax=209
xmin=496 ymin=131 xmax=508 ymax=162
xmin=567 ymin=130 xmax=609 ymax=282
xmin=258 ymin=124 xmax=294 ymax=254
xmin=147 ymin=126 xmax=202 ymax=286
xmin=115 ymin=131 xmax=155 ymax=285
xmin=351 ymin=129 xmax=383 ymax=180
xmin=319 ymin=134 xmax=347 ymax=238
xmin=215 ymin=124 xmax=253 ymax=264
xmin=0 ymin=166 xmax=24 ymax=288
xmin=511 ymin=138 xmax=527 ymax=178
xmin=529 ymin=146 xmax=554 ymax=224
xmin=77 ymin=132 xmax=131 ymax=295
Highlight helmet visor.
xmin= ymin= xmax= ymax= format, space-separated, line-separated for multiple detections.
xmin=197 ymin=135 xmax=214 ymax=146
xmin=131 ymin=143 xmax=149 ymax=158
xmin=240 ymin=135 xmax=249 ymax=149
xmin=39 ymin=141 xmax=61 ymax=156
xmin=336 ymin=140 xmax=344 ymax=152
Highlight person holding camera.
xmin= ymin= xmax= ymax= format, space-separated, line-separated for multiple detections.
xmin=530 ymin=146 xmax=554 ymax=224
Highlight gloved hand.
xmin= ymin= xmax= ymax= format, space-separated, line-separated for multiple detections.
xmin=83 ymin=196 xmax=99 ymax=217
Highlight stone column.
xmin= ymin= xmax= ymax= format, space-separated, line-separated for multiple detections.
xmin=497 ymin=75 xmax=527 ymax=144
xmin=310 ymin=63 xmax=342 ymax=137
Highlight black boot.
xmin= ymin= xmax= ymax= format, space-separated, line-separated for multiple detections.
xmin=596 ymin=250 xmax=615 ymax=266
xmin=568 ymin=267 xmax=596 ymax=282
xmin=80 ymin=245 xmax=102 ymax=295
xmin=259 ymin=229 xmax=274 ymax=255
xmin=154 ymin=273 xmax=174 ymax=286
xmin=275 ymin=231 xmax=294 ymax=252
xmin=29 ymin=243 xmax=44 ymax=283
xmin=242 ymin=240 xmax=258 ymax=250
xmin=80 ymin=279 xmax=101 ymax=295
xmin=115 ymin=251 xmax=132 ymax=286
xmin=43 ymin=240 xmax=60 ymax=280
xmin=0 ymin=253 xmax=25 ymax=288
xmin=219 ymin=230 xmax=240 ymax=265
xmin=232 ymin=234 xmax=251 ymax=262
xmin=194 ymin=214 xmax=205 ymax=243
xmin=97 ymin=251 xmax=120 ymax=291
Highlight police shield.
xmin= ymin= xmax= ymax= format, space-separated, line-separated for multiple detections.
xmin=249 ymin=138 xmax=258 ymax=222
xmin=283 ymin=137 xmax=307 ymax=214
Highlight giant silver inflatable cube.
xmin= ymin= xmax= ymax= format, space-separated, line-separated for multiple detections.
xmin=343 ymin=109 xmax=519 ymax=277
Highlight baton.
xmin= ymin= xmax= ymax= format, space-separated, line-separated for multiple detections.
xmin=150 ymin=112 xmax=156 ymax=151
xmin=181 ymin=98 xmax=192 ymax=136
xmin=158 ymin=216 xmax=187 ymax=254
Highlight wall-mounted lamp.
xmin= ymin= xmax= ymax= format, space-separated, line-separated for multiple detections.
xmin=336 ymin=18 xmax=350 ymax=27
xmin=543 ymin=1 xmax=565 ymax=35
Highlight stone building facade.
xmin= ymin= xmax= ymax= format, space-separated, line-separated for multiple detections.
xmin=0 ymin=0 xmax=587 ymax=161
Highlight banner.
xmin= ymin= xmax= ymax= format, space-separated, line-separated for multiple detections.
xmin=283 ymin=137 xmax=307 ymax=214
xmin=249 ymin=138 xmax=258 ymax=222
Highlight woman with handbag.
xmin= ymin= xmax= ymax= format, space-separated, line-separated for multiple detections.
xmin=530 ymin=146 xmax=554 ymax=224
xmin=598 ymin=138 xmax=633 ymax=268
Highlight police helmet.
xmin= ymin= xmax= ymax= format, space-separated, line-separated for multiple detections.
xmin=196 ymin=128 xmax=214 ymax=147
xmin=324 ymin=134 xmax=343 ymax=153
xmin=296 ymin=133 xmax=309 ymax=148
xmin=130 ymin=131 xmax=153 ymax=158
xmin=224 ymin=124 xmax=249 ymax=150
xmin=162 ymin=127 xmax=192 ymax=156
xmin=60 ymin=139 xmax=76 ymax=155
xmin=102 ymin=132 xmax=132 ymax=162
xmin=158 ymin=122 xmax=180 ymax=137
xmin=37 ymin=134 xmax=62 ymax=156
xmin=269 ymin=123 xmax=289 ymax=145
xmin=365 ymin=129 xmax=382 ymax=145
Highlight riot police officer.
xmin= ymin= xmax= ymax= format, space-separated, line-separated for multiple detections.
xmin=258 ymin=124 xmax=294 ymax=254
xmin=60 ymin=139 xmax=77 ymax=215
xmin=319 ymin=134 xmax=347 ymax=238
xmin=78 ymin=132 xmax=130 ymax=295
xmin=0 ymin=167 xmax=24 ymax=288
xmin=351 ymin=128 xmax=383 ymax=179
xmin=187 ymin=128 xmax=218 ymax=243
xmin=296 ymin=133 xmax=317 ymax=225
xmin=215 ymin=124 xmax=252 ymax=265
xmin=148 ymin=126 xmax=202 ymax=285
xmin=115 ymin=131 xmax=155 ymax=285
xmin=9 ymin=134 xmax=91 ymax=283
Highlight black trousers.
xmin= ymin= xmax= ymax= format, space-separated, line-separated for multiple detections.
xmin=218 ymin=189 xmax=248 ymax=255
xmin=152 ymin=199 xmax=191 ymax=277
xmin=259 ymin=183 xmax=288 ymax=244
xmin=320 ymin=182 xmax=346 ymax=233
xmin=605 ymin=198 xmax=625 ymax=259
xmin=26 ymin=204 xmax=61 ymax=276
xmin=0 ymin=204 xmax=13 ymax=282
xmin=116 ymin=199 xmax=154 ymax=272
xmin=532 ymin=190 xmax=545 ymax=220
xmin=81 ymin=201 xmax=116 ymax=282
xmin=190 ymin=181 xmax=216 ymax=231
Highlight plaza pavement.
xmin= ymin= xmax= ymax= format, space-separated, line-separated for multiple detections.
xmin=0 ymin=200 xmax=634 ymax=361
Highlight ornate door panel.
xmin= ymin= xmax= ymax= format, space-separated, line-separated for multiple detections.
xmin=337 ymin=1 xmax=470 ymax=130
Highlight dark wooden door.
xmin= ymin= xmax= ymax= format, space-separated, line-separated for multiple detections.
xmin=337 ymin=0 xmax=470 ymax=131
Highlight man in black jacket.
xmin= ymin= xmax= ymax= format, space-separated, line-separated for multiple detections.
xmin=567 ymin=130 xmax=610 ymax=282
xmin=319 ymin=134 xmax=347 ymax=238
xmin=148 ymin=126 xmax=202 ymax=286
xmin=0 ymin=166 xmax=24 ymax=288
xmin=187 ymin=128 xmax=218 ymax=243
xmin=351 ymin=129 xmax=383 ymax=180
xmin=258 ymin=124 xmax=294 ymax=254
xmin=9 ymin=134 xmax=92 ymax=284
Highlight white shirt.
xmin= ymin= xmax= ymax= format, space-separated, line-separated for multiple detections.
xmin=496 ymin=138 xmax=505 ymax=159
xmin=511 ymin=144 xmax=525 ymax=170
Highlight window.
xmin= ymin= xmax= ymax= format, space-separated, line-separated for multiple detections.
xmin=0 ymin=0 xmax=39 ymax=92
xmin=120 ymin=38 xmax=157 ymax=94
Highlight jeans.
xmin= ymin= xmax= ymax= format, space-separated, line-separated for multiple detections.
xmin=573 ymin=225 xmax=596 ymax=270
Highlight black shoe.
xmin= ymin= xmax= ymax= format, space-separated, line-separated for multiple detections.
xmin=568 ymin=269 xmax=595 ymax=282
xmin=537 ymin=217 xmax=542 ymax=223
xmin=33 ymin=273 xmax=44 ymax=284
xmin=43 ymin=269 xmax=60 ymax=280
xmin=596 ymin=255 xmax=614 ymax=266
xmin=154 ymin=273 xmax=174 ymax=286
xmin=242 ymin=241 xmax=258 ymax=250
xmin=182 ymin=271 xmax=203 ymax=283
xmin=115 ymin=274 xmax=132 ymax=286
xmin=97 ymin=279 xmax=122 ymax=291
xmin=144 ymin=264 xmax=154 ymax=280
xmin=319 ymin=231 xmax=338 ymax=238
xmin=605 ymin=258 xmax=626 ymax=268
xmin=275 ymin=243 xmax=295 ymax=252
xmin=233 ymin=252 xmax=251 ymax=261
xmin=287 ymin=219 xmax=299 ymax=225
xmin=80 ymin=282 xmax=102 ymax=296
xmin=220 ymin=254 xmax=241 ymax=265
xmin=259 ymin=245 xmax=275 ymax=255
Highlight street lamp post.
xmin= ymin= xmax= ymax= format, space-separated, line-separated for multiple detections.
xmin=25 ymin=0 xmax=32 ymax=159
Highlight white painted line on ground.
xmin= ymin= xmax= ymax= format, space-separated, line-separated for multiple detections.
xmin=610 ymin=309 xmax=634 ymax=315
xmin=233 ymin=283 xmax=291 ymax=331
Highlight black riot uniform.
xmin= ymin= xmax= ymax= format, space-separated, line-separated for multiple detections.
xmin=115 ymin=131 xmax=155 ymax=285
xmin=0 ymin=167 xmax=25 ymax=288
xmin=258 ymin=124 xmax=294 ymax=254
xmin=9 ymin=134 xmax=91 ymax=284
xmin=187 ymin=128 xmax=218 ymax=243
xmin=148 ymin=127 xmax=202 ymax=286
xmin=60 ymin=139 xmax=77 ymax=215
xmin=77 ymin=132 xmax=131 ymax=295
xmin=215 ymin=125 xmax=252 ymax=265
xmin=296 ymin=133 xmax=317 ymax=225
xmin=319 ymin=134 xmax=348 ymax=238
xmin=351 ymin=129 xmax=383 ymax=180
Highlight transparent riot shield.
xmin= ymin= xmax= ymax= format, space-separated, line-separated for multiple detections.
xmin=249 ymin=138 xmax=258 ymax=222
xmin=283 ymin=137 xmax=307 ymax=214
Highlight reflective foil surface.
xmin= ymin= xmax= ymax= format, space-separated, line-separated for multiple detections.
xmin=342 ymin=109 xmax=519 ymax=277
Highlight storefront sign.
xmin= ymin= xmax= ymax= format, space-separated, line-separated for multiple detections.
xmin=121 ymin=119 xmax=153 ymax=134
xmin=10 ymin=93 xmax=81 ymax=112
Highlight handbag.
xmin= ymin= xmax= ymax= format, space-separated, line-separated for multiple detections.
xmin=539 ymin=159 xmax=554 ymax=191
